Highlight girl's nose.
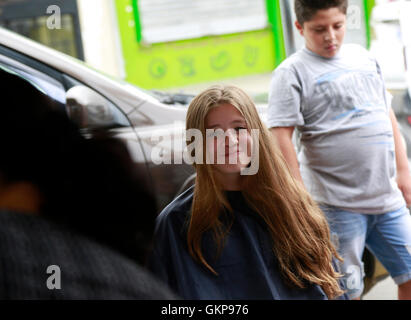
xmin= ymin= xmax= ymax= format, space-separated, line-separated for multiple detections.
xmin=225 ymin=129 xmax=238 ymax=146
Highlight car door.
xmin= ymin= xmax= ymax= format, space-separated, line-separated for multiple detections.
xmin=0 ymin=45 xmax=153 ymax=204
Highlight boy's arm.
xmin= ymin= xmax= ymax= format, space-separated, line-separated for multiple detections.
xmin=270 ymin=126 xmax=304 ymax=184
xmin=389 ymin=109 xmax=411 ymax=206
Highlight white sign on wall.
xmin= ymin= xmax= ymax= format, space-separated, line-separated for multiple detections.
xmin=137 ymin=0 xmax=268 ymax=44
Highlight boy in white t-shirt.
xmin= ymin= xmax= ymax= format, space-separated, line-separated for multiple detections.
xmin=268 ymin=0 xmax=411 ymax=299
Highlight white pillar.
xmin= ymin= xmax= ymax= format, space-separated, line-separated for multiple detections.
xmin=76 ymin=0 xmax=125 ymax=78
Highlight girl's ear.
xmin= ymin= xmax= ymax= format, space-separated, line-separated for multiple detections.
xmin=295 ymin=21 xmax=304 ymax=36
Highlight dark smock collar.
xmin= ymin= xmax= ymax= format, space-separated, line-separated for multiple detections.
xmin=148 ymin=186 xmax=340 ymax=300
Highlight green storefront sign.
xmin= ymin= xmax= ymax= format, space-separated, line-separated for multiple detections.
xmin=115 ymin=0 xmax=374 ymax=90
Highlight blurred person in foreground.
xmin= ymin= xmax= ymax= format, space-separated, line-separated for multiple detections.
xmin=0 ymin=67 xmax=177 ymax=299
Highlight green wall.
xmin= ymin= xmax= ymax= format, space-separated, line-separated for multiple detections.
xmin=115 ymin=0 xmax=374 ymax=89
xmin=115 ymin=0 xmax=283 ymax=89
xmin=364 ymin=0 xmax=376 ymax=48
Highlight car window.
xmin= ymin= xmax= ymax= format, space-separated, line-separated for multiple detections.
xmin=0 ymin=53 xmax=130 ymax=129
xmin=0 ymin=53 xmax=66 ymax=104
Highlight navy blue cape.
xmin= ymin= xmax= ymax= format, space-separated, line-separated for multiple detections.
xmin=148 ymin=186 xmax=346 ymax=300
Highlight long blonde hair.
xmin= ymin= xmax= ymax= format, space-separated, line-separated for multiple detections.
xmin=185 ymin=85 xmax=343 ymax=299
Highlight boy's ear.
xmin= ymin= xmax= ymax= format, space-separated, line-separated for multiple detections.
xmin=295 ymin=21 xmax=304 ymax=36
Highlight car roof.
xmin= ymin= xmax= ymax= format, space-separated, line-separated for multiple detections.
xmin=0 ymin=27 xmax=187 ymax=124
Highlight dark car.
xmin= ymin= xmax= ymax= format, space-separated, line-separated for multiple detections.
xmin=0 ymin=26 xmax=196 ymax=213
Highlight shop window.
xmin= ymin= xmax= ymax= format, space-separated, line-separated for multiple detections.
xmin=0 ymin=0 xmax=83 ymax=60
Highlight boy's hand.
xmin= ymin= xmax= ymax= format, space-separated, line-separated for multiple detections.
xmin=270 ymin=127 xmax=304 ymax=184
xmin=390 ymin=109 xmax=411 ymax=206
xmin=397 ymin=169 xmax=411 ymax=206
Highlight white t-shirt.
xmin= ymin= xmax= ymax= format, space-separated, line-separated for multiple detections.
xmin=267 ymin=44 xmax=405 ymax=214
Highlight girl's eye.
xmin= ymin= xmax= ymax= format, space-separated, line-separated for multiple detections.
xmin=235 ymin=127 xmax=247 ymax=132
xmin=206 ymin=130 xmax=224 ymax=138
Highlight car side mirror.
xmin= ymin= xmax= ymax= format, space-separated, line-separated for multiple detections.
xmin=66 ymin=85 xmax=116 ymax=129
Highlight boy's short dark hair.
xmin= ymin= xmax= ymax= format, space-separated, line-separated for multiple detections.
xmin=294 ymin=0 xmax=348 ymax=25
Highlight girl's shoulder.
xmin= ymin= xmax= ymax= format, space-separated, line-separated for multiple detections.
xmin=156 ymin=185 xmax=194 ymax=227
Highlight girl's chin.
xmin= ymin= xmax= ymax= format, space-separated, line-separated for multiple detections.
xmin=214 ymin=163 xmax=247 ymax=174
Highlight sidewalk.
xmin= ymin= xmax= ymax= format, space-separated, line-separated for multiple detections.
xmin=363 ymin=277 xmax=397 ymax=300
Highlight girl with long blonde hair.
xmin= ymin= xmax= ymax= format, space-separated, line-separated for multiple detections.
xmin=148 ymin=85 xmax=346 ymax=299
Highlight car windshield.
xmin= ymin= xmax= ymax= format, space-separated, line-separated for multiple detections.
xmin=108 ymin=73 xmax=194 ymax=106
xmin=148 ymin=89 xmax=195 ymax=105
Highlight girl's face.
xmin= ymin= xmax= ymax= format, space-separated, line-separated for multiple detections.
xmin=204 ymin=103 xmax=253 ymax=178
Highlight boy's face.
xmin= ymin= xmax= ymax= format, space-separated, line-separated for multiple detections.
xmin=295 ymin=7 xmax=346 ymax=58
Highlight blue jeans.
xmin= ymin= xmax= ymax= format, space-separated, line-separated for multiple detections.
xmin=320 ymin=205 xmax=411 ymax=299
